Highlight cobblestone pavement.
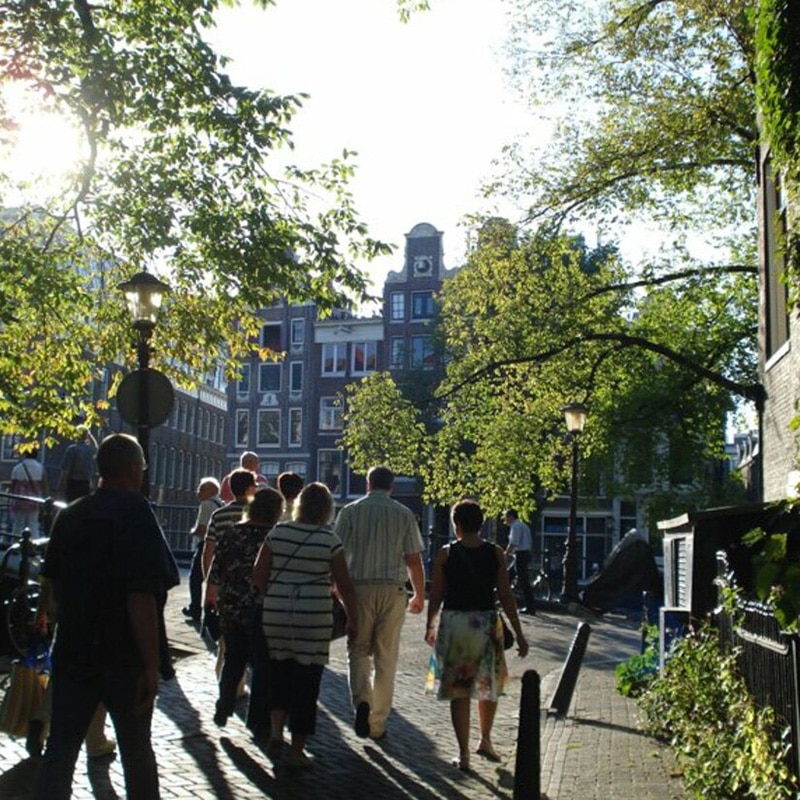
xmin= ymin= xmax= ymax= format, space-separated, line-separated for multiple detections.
xmin=0 ymin=570 xmax=689 ymax=799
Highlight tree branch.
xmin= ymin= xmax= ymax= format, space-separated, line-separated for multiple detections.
xmin=580 ymin=264 xmax=757 ymax=301
xmin=433 ymin=331 xmax=764 ymax=408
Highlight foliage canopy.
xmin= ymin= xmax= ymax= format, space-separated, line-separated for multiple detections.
xmin=0 ymin=0 xmax=388 ymax=441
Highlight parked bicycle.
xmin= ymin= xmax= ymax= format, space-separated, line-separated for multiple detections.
xmin=1 ymin=527 xmax=48 ymax=657
xmin=506 ymin=552 xmax=553 ymax=605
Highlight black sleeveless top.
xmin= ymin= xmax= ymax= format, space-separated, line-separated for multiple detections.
xmin=442 ymin=540 xmax=498 ymax=611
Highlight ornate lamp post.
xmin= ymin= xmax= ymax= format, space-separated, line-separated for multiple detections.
xmin=561 ymin=401 xmax=588 ymax=602
xmin=117 ymin=271 xmax=171 ymax=496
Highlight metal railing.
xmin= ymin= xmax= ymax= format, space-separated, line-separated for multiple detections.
xmin=716 ymin=599 xmax=800 ymax=782
xmin=0 ymin=492 xmax=196 ymax=564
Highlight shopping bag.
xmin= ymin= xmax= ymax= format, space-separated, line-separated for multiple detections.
xmin=0 ymin=654 xmax=49 ymax=738
xmin=331 ymin=597 xmax=347 ymax=640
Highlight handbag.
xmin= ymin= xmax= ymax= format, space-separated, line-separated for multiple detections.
xmin=500 ymin=613 xmax=515 ymax=650
xmin=0 ymin=644 xmax=50 ymax=738
xmin=331 ymin=596 xmax=347 ymax=640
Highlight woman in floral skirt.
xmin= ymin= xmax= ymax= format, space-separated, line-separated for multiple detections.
xmin=425 ymin=499 xmax=528 ymax=771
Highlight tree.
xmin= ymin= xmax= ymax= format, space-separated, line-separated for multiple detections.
xmin=340 ymin=371 xmax=428 ymax=477
xmin=342 ymin=223 xmax=756 ymax=524
xmin=0 ymin=0 xmax=389 ymax=441
xmin=498 ymin=0 xmax=756 ymax=242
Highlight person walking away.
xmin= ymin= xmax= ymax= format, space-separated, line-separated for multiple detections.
xmin=276 ymin=471 xmax=304 ymax=522
xmin=32 ymin=433 xmax=180 ymax=800
xmin=334 ymin=465 xmax=425 ymax=740
xmin=10 ymin=446 xmax=49 ymax=536
xmin=207 ymin=487 xmax=283 ymax=730
xmin=245 ymin=470 xmax=305 ymax=738
xmin=253 ymin=482 xmax=358 ymax=769
xmin=201 ymin=469 xmax=256 ymax=624
xmin=56 ymin=426 xmax=97 ymax=503
xmin=504 ymin=509 xmax=535 ymax=614
xmin=219 ymin=451 xmax=267 ymax=503
xmin=426 ymin=499 xmax=528 ymax=771
xmin=182 ymin=477 xmax=222 ymax=622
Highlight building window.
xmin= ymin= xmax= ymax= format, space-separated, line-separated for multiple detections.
xmin=410 ymin=335 xmax=434 ymax=369
xmin=168 ymin=447 xmax=177 ymax=488
xmin=290 ymin=318 xmax=305 ymax=348
xmin=322 ymin=343 xmax=347 ymax=375
xmin=261 ymin=323 xmax=282 ymax=351
xmin=390 ymin=292 xmax=405 ymax=322
xmin=262 ymin=461 xmax=280 ymax=483
xmin=390 ymin=337 xmax=404 ymax=368
xmin=258 ymin=409 xmax=281 ymax=446
xmin=259 ymin=363 xmax=281 ymax=393
xmin=319 ymin=397 xmax=343 ymax=431
xmin=289 ymin=408 xmax=302 ymax=446
xmin=237 ymin=364 xmax=251 ymax=396
xmin=318 ymin=449 xmax=342 ymax=494
xmin=352 ymin=341 xmax=378 ymax=374
xmin=411 ymin=291 xmax=435 ymax=320
xmin=286 ymin=461 xmax=307 ymax=478
xmin=235 ymin=410 xmax=249 ymax=447
xmin=290 ymin=362 xmax=303 ymax=395
xmin=218 ymin=416 xmax=225 ymax=445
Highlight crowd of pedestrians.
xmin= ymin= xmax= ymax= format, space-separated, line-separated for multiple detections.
xmin=20 ymin=438 xmax=528 ymax=798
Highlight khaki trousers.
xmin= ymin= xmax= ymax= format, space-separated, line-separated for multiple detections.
xmin=347 ymin=584 xmax=407 ymax=735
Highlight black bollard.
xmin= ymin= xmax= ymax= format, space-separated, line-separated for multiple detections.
xmin=514 ymin=669 xmax=540 ymax=800
xmin=547 ymin=621 xmax=591 ymax=718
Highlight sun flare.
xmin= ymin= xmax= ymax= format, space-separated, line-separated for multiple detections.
xmin=2 ymin=84 xmax=84 ymax=199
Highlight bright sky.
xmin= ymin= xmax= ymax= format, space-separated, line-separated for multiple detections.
xmin=208 ymin=0 xmax=531 ymax=291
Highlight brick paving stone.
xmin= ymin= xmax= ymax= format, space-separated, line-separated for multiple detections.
xmin=0 ymin=570 xmax=690 ymax=799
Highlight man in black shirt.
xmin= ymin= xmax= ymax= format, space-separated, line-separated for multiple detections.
xmin=33 ymin=434 xmax=179 ymax=800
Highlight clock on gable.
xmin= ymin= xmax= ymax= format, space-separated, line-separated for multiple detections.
xmin=413 ymin=256 xmax=433 ymax=277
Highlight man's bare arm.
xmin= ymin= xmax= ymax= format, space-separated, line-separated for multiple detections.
xmin=404 ymin=552 xmax=425 ymax=614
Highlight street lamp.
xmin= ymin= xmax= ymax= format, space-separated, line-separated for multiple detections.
xmin=561 ymin=401 xmax=588 ymax=603
xmin=118 ymin=271 xmax=171 ymax=496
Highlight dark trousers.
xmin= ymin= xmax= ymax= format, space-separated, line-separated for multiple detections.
xmin=267 ymin=658 xmax=324 ymax=736
xmin=245 ymin=608 xmax=269 ymax=735
xmin=217 ymin=611 xmax=258 ymax=718
xmin=34 ymin=668 xmax=159 ymax=800
xmin=516 ymin=550 xmax=535 ymax=610
xmin=187 ymin=540 xmax=203 ymax=616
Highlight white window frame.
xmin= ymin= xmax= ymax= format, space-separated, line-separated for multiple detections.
xmin=319 ymin=397 xmax=343 ymax=431
xmin=235 ymin=409 xmax=249 ymax=447
xmin=410 ymin=335 xmax=434 ymax=369
xmin=290 ymin=361 xmax=303 ymax=396
xmin=390 ymin=337 xmax=404 ymax=368
xmin=317 ymin=449 xmax=342 ymax=493
xmin=390 ymin=292 xmax=405 ymax=322
xmin=352 ymin=341 xmax=378 ymax=375
xmin=260 ymin=323 xmax=282 ymax=351
xmin=257 ymin=409 xmax=281 ymax=447
xmin=290 ymin=318 xmax=305 ymax=348
xmin=289 ymin=408 xmax=303 ymax=446
xmin=237 ymin=363 xmax=251 ymax=396
xmin=411 ymin=290 xmax=435 ymax=320
xmin=322 ymin=343 xmax=347 ymax=375
xmin=259 ymin=362 xmax=282 ymax=393
xmin=285 ymin=461 xmax=307 ymax=478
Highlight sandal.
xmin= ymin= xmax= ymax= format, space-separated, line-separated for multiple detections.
xmin=451 ymin=754 xmax=470 ymax=771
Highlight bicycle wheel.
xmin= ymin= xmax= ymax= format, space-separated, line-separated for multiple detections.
xmin=532 ymin=574 xmax=552 ymax=602
xmin=6 ymin=583 xmax=40 ymax=658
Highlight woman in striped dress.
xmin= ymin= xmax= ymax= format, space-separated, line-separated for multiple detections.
xmin=253 ymin=482 xmax=358 ymax=769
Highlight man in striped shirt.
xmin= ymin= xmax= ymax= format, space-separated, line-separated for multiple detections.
xmin=334 ymin=466 xmax=425 ymax=741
